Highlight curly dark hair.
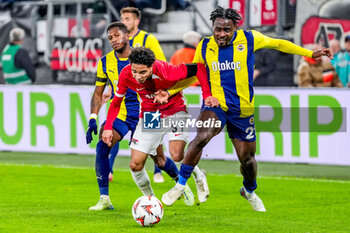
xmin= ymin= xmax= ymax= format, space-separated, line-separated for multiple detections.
xmin=106 ymin=21 xmax=128 ymax=34
xmin=129 ymin=47 xmax=155 ymax=67
xmin=210 ymin=6 xmax=241 ymax=26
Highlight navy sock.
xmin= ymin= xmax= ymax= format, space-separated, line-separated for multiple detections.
xmin=159 ymin=157 xmax=179 ymax=181
xmin=96 ymin=140 xmax=111 ymax=195
xmin=243 ymin=179 xmax=257 ymax=193
xmin=178 ymin=164 xmax=194 ymax=185
xmin=108 ymin=142 xmax=119 ymax=174
xmin=154 ymin=163 xmax=162 ymax=174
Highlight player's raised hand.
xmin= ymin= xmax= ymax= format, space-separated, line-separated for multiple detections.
xmin=102 ymin=129 xmax=113 ymax=147
xmin=312 ymin=48 xmax=333 ymax=60
xmin=86 ymin=118 xmax=97 ymax=144
xmin=204 ymin=96 xmax=219 ymax=107
xmin=153 ymin=90 xmax=170 ymax=104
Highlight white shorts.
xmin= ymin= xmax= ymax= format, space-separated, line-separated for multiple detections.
xmin=130 ymin=111 xmax=189 ymax=156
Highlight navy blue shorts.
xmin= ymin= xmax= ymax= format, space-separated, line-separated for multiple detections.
xmin=103 ymin=117 xmax=138 ymax=140
xmin=201 ymin=105 xmax=256 ymax=142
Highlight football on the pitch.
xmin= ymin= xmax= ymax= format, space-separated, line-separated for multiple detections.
xmin=132 ymin=195 xmax=163 ymax=227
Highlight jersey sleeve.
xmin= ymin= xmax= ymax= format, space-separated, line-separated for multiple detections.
xmin=145 ymin=34 xmax=167 ymax=61
xmin=96 ymin=58 xmax=107 ymax=86
xmin=162 ymin=62 xmax=189 ymax=81
xmin=192 ymin=40 xmax=205 ymax=64
xmin=104 ymin=70 xmax=128 ymax=130
xmin=252 ymin=30 xmax=313 ymax=57
xmin=166 ymin=40 xmax=206 ymax=96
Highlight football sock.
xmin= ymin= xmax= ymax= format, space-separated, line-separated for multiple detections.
xmin=192 ymin=166 xmax=203 ymax=181
xmin=178 ymin=164 xmax=194 ymax=185
xmin=159 ymin=157 xmax=179 ymax=182
xmin=131 ymin=168 xmax=154 ymax=196
xmin=96 ymin=140 xmax=111 ymax=195
xmin=108 ymin=142 xmax=119 ymax=174
xmin=154 ymin=163 xmax=162 ymax=174
xmin=243 ymin=179 xmax=257 ymax=193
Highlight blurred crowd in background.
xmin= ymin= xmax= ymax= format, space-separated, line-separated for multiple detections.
xmin=0 ymin=0 xmax=349 ymax=88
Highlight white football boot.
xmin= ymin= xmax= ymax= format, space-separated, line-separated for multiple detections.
xmin=240 ymin=187 xmax=266 ymax=212
xmin=153 ymin=172 xmax=165 ymax=183
xmin=195 ymin=169 xmax=209 ymax=203
xmin=88 ymin=195 xmax=114 ymax=210
xmin=162 ymin=185 xmax=185 ymax=206
xmin=182 ymin=183 xmax=195 ymax=206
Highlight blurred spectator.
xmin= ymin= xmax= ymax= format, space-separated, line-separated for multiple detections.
xmin=297 ymin=44 xmax=342 ymax=87
xmin=1 ymin=27 xmax=35 ymax=84
xmin=170 ymin=30 xmax=201 ymax=86
xmin=253 ymin=49 xmax=276 ymax=86
xmin=170 ymin=30 xmax=201 ymax=65
xmin=329 ymin=39 xmax=342 ymax=66
xmin=332 ymin=35 xmax=350 ymax=87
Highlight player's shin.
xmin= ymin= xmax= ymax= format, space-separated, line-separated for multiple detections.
xmin=158 ymin=157 xmax=179 ymax=182
xmin=96 ymin=140 xmax=112 ymax=195
xmin=131 ymin=168 xmax=154 ymax=196
xmin=108 ymin=142 xmax=120 ymax=174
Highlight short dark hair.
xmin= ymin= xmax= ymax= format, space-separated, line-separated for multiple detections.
xmin=345 ymin=35 xmax=350 ymax=42
xmin=106 ymin=21 xmax=128 ymax=34
xmin=120 ymin=7 xmax=141 ymax=19
xmin=129 ymin=47 xmax=155 ymax=67
xmin=210 ymin=6 xmax=241 ymax=26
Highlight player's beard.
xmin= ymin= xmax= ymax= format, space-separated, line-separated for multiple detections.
xmin=115 ymin=42 xmax=127 ymax=53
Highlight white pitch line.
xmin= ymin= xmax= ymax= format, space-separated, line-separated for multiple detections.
xmin=210 ymin=173 xmax=350 ymax=184
xmin=0 ymin=162 xmax=92 ymax=170
xmin=1 ymin=162 xmax=350 ymax=183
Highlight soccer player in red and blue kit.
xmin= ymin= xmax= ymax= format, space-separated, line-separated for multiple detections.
xmin=102 ymin=47 xmax=219 ymax=199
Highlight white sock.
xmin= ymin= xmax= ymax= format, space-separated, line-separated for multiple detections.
xmin=100 ymin=195 xmax=109 ymax=200
xmin=131 ymin=168 xmax=154 ymax=196
xmin=175 ymin=182 xmax=185 ymax=191
xmin=192 ymin=166 xmax=203 ymax=181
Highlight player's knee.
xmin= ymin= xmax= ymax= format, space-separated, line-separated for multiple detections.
xmin=129 ymin=161 xmax=144 ymax=172
xmin=240 ymin=154 xmax=256 ymax=168
xmin=193 ymin=132 xmax=212 ymax=148
xmin=170 ymin=150 xmax=184 ymax=162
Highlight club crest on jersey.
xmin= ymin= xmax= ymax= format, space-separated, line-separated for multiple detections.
xmin=237 ymin=44 xmax=245 ymax=51
xmin=249 ymin=116 xmax=254 ymax=125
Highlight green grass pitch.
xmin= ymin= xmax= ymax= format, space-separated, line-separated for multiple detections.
xmin=0 ymin=152 xmax=349 ymax=233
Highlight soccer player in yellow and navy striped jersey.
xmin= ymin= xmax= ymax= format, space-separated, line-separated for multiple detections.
xmin=120 ymin=7 xmax=166 ymax=61
xmin=161 ymin=6 xmax=334 ymax=209
xmin=87 ymin=22 xmax=140 ymax=210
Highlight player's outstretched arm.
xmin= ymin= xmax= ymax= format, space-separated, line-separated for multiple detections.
xmin=86 ymin=85 xmax=105 ymax=144
xmin=195 ymin=63 xmax=212 ymax=100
